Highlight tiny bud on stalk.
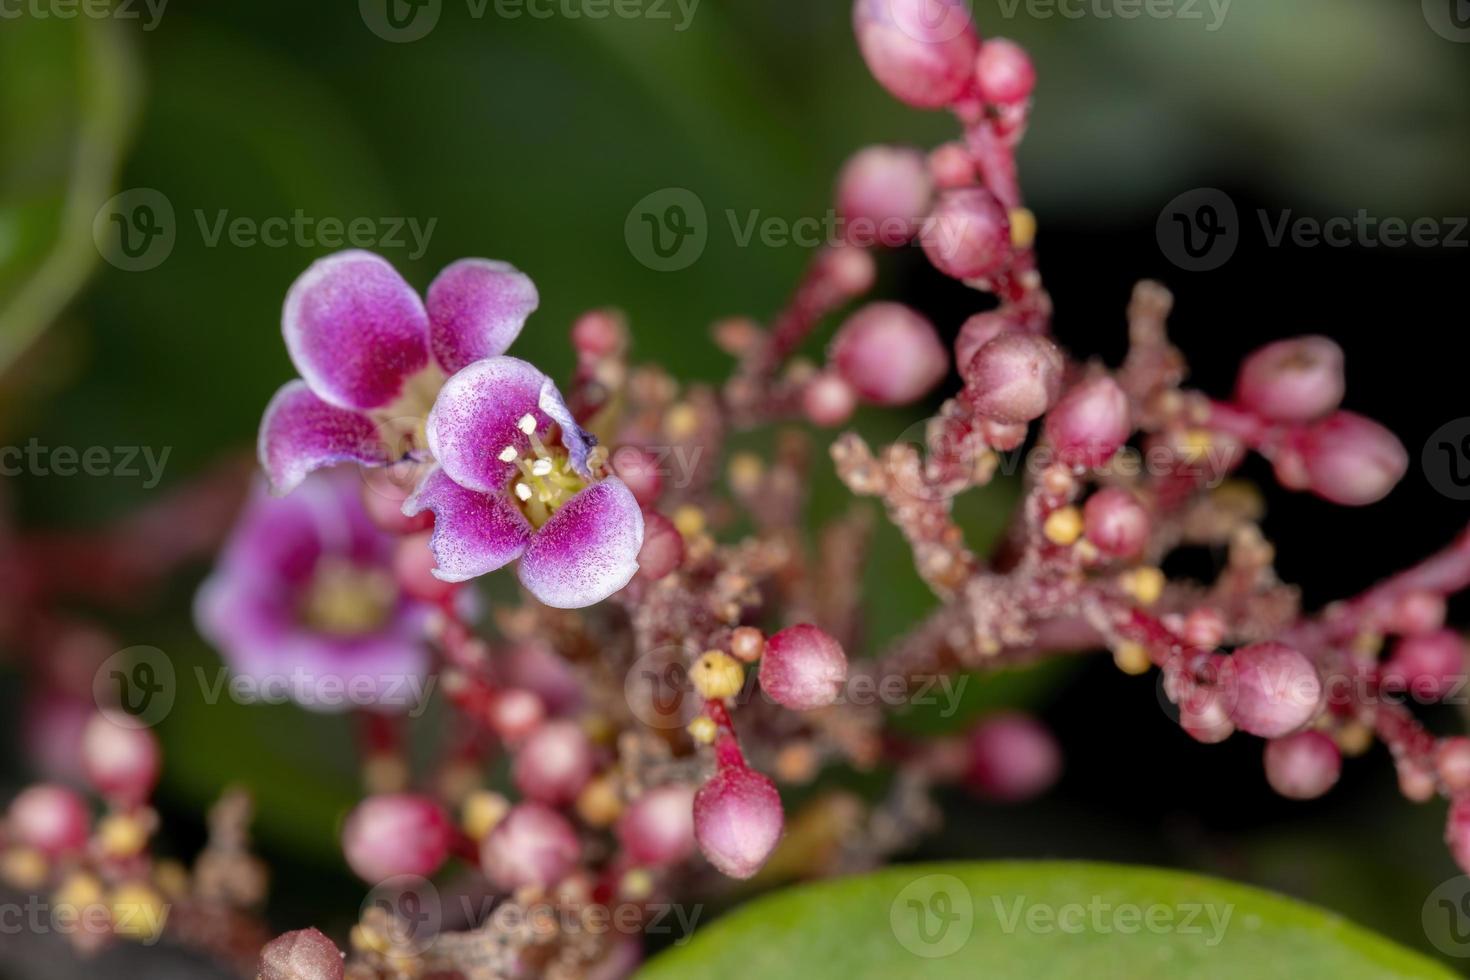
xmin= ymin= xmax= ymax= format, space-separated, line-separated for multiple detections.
xmin=966 ymin=713 xmax=1061 ymax=802
xmin=921 ymin=188 xmax=1012 ymax=281
xmin=693 ymin=765 xmax=784 ymax=879
xmin=974 ymin=38 xmax=1036 ymax=105
xmin=1044 ymin=375 xmax=1131 ymax=468
xmin=258 ymin=928 xmax=345 ymax=980
xmin=1082 ymin=487 xmax=1149 ymax=559
xmin=1292 ymin=411 xmax=1407 ymax=507
xmin=759 ymin=624 xmax=849 ymax=711
xmin=1264 ymin=731 xmax=1341 ymax=800
xmin=482 ymin=802 xmax=581 ymax=890
xmin=953 ymin=310 xmax=1018 ymax=374
xmin=829 ymin=303 xmax=948 ymax=406
xmin=513 ymin=720 xmax=594 ymax=806
xmin=341 ymin=794 xmax=451 ymax=883
xmin=835 ymin=146 xmax=934 ymax=247
xmin=617 ymin=784 xmax=697 ymax=868
xmin=1234 ymin=336 xmax=1344 ymax=422
xmin=1225 ymin=643 xmax=1322 ymax=738
xmin=81 ymin=714 xmax=160 ymax=807
xmin=1381 ymin=629 xmax=1467 ymax=702
xmin=7 ymin=784 xmax=90 ymax=856
xmin=963 ymin=332 xmax=1064 ymax=423
xmin=852 ymin=0 xmax=980 ymax=109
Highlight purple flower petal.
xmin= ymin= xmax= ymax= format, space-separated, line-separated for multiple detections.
xmin=427 ymin=259 xmax=539 ymax=374
xmin=283 ymin=250 xmax=430 ymax=410
xmin=426 ymin=356 xmax=549 ymax=493
xmin=537 ymin=377 xmax=594 ymax=478
xmin=258 ymin=381 xmax=391 ymax=496
xmin=518 ymin=478 xmax=644 ymax=608
xmin=404 ymin=467 xmax=532 ymax=583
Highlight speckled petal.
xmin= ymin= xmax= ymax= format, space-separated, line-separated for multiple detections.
xmin=258 ymin=381 xmax=390 ymax=495
xmin=404 ymin=467 xmax=532 ymax=582
xmin=517 ymin=479 xmax=643 ymax=609
xmin=537 ymin=376 xmax=594 ymax=478
xmin=283 ymin=250 xmax=430 ymax=410
xmin=427 ymin=259 xmax=539 ymax=374
xmin=425 ymin=356 xmax=550 ymax=493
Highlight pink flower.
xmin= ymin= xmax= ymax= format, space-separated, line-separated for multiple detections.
xmin=404 ymin=356 xmax=644 ymax=608
xmin=195 ymin=472 xmax=431 ymax=713
xmin=259 ymin=251 xmax=538 ymax=495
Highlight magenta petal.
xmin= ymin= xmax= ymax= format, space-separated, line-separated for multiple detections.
xmin=258 ymin=381 xmax=390 ymax=495
xmin=426 ymin=356 xmax=550 ymax=493
xmin=405 ymin=467 xmax=532 ymax=583
xmin=283 ymin=250 xmax=430 ymax=410
xmin=427 ymin=259 xmax=540 ymax=374
xmin=518 ymin=479 xmax=644 ymax=608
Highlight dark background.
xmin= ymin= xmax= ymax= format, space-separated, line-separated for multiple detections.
xmin=2 ymin=0 xmax=1468 ymax=972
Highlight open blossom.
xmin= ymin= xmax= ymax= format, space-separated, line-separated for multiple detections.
xmin=195 ymin=471 xmax=431 ymax=712
xmin=404 ymin=356 xmax=644 ymax=609
xmin=258 ymin=250 xmax=539 ymax=495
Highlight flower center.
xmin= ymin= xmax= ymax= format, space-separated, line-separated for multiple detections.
xmin=502 ymin=413 xmax=588 ymax=529
xmin=301 ymin=559 xmax=397 ymax=635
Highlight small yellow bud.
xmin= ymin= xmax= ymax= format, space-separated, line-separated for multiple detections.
xmin=1121 ymin=566 xmax=1166 ymax=606
xmin=687 ymin=715 xmax=717 ymax=744
xmin=691 ymin=651 xmax=745 ymax=700
xmin=1009 ymin=207 xmax=1037 ymax=249
xmin=461 ymin=791 xmax=510 ymax=841
xmin=1042 ymin=506 xmax=1084 ymax=546
xmin=728 ymin=452 xmax=765 ymax=494
xmin=54 ymin=872 xmax=105 ymax=916
xmin=1 ymin=847 xmax=48 ymax=890
xmin=672 ymin=505 xmax=706 ymax=539
xmin=110 ymin=882 xmax=168 ymax=942
xmin=1337 ymin=722 xmax=1375 ymax=757
xmin=575 ymin=777 xmax=623 ymax=828
xmin=621 ymin=868 xmax=654 ymax=900
xmin=98 ymin=813 xmax=150 ymax=859
xmin=1112 ymin=642 xmax=1152 ymax=676
xmin=152 ymin=860 xmax=190 ymax=901
xmin=1179 ymin=429 xmax=1214 ymax=463
xmin=664 ymin=403 xmax=700 ymax=440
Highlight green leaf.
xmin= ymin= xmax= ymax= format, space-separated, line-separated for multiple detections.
xmin=642 ymin=862 xmax=1454 ymax=979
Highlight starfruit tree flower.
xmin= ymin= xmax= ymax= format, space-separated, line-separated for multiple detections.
xmin=194 ymin=470 xmax=433 ymax=713
xmin=404 ymin=356 xmax=644 ymax=609
xmin=258 ymin=250 xmax=540 ymax=495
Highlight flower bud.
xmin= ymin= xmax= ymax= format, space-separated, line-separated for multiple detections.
xmin=258 ymin=928 xmax=345 ymax=980
xmin=759 ymin=624 xmax=849 ymax=711
xmin=1381 ymin=629 xmax=1467 ymax=702
xmin=610 ymin=447 xmax=663 ymax=507
xmin=693 ymin=766 xmax=783 ymax=879
xmin=616 ymin=784 xmax=696 ymax=868
xmin=1293 ymin=411 xmax=1407 ymax=507
xmin=81 ymin=714 xmax=160 ymax=808
xmin=1044 ymin=376 xmax=1131 ymax=468
xmin=1439 ymin=738 xmax=1470 ymax=794
xmin=513 ymin=719 xmax=594 ymax=806
xmin=482 ymin=802 xmax=580 ymax=890
xmin=920 ymin=188 xmax=1012 ymax=280
xmin=1449 ymin=795 xmax=1470 ymax=875
xmin=487 ymin=688 xmax=546 ymax=742
xmin=1264 ymin=731 xmax=1341 ymax=800
xmin=499 ymin=641 xmax=583 ymax=716
xmin=1179 ymin=692 xmax=1235 ymax=744
xmin=1386 ymin=591 xmax=1447 ymax=637
xmin=829 ymin=303 xmax=948 ymax=406
xmin=974 ymin=38 xmax=1036 ymax=105
xmin=962 ymin=332 xmax=1063 ymax=423
xmin=362 ymin=465 xmax=435 ymax=535
xmin=1224 ymin=642 xmax=1321 ymax=738
xmin=7 ymin=784 xmax=89 ymax=856
xmin=802 ymin=373 xmax=859 ymax=428
xmin=852 ymin=0 xmax=979 ymax=108
xmin=571 ymin=309 xmax=627 ymax=361
xmin=635 ymin=511 xmax=684 ymax=582
xmin=394 ymin=532 xmax=456 ymax=603
xmin=1082 ymin=488 xmax=1149 ymax=559
xmin=965 ymin=713 xmax=1061 ymax=802
xmin=836 ymin=146 xmax=933 ymax=247
xmin=1234 ymin=336 xmax=1344 ymax=422
xmin=953 ymin=310 xmax=1017 ymax=373
xmin=341 ymin=794 xmax=451 ymax=883
xmin=928 ymin=142 xmax=975 ymax=189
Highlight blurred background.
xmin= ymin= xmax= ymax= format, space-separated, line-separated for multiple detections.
xmin=2 ymin=0 xmax=1469 ymax=974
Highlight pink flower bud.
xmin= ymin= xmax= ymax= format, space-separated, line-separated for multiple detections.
xmin=1082 ymin=487 xmax=1149 ymax=559
xmin=965 ymin=713 xmax=1061 ymax=802
xmin=635 ymin=511 xmax=685 ymax=583
xmin=974 ymin=38 xmax=1036 ymax=105
xmin=610 ymin=447 xmax=664 ymax=507
xmin=1223 ymin=642 xmax=1321 ymax=738
xmin=361 ymin=465 xmax=434 ymax=535
xmin=814 ymin=244 xmax=878 ymax=299
xmin=802 ymin=373 xmax=859 ymax=428
xmin=1293 ymin=411 xmax=1407 ymax=507
xmin=852 ymin=0 xmax=979 ymax=108
xmin=928 ymin=142 xmax=975 ymax=189
xmin=1386 ymin=591 xmax=1448 ymax=637
xmin=1182 ymin=607 xmax=1228 ymax=649
xmin=81 ymin=714 xmax=160 ymax=808
xmin=258 ymin=928 xmax=345 ymax=980
xmin=498 ymin=641 xmax=583 ymax=716
xmin=513 ymin=719 xmax=594 ymax=806
xmin=953 ymin=311 xmax=1017 ymax=373
xmin=616 ymin=784 xmax=696 ymax=868
xmin=7 ymin=784 xmax=89 ymax=856
xmin=1234 ymin=336 xmax=1344 ymax=423
xmin=342 ymin=794 xmax=451 ymax=883
xmin=1449 ymin=796 xmax=1470 ymax=875
xmin=981 ymin=418 xmax=1029 ymax=451
xmin=394 ymin=532 xmax=456 ymax=603
xmin=759 ymin=624 xmax=849 ymax=711
xmin=1179 ymin=697 xmax=1235 ymax=744
xmin=482 ymin=802 xmax=581 ymax=890
xmin=1439 ymin=738 xmax=1470 ymax=794
xmin=487 ymin=689 xmax=546 ymax=742
xmin=829 ymin=303 xmax=949 ymax=406
xmin=920 ymin=188 xmax=1012 ymax=280
xmin=1044 ymin=376 xmax=1131 ymax=468
xmin=1264 ymin=731 xmax=1341 ymax=800
xmin=693 ymin=765 xmax=783 ymax=879
xmin=571 ymin=310 xmax=627 ymax=361
xmin=1381 ymin=629 xmax=1467 ymax=702
xmin=836 ymin=146 xmax=933 ymax=247
xmin=962 ymin=332 xmax=1063 ymax=423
